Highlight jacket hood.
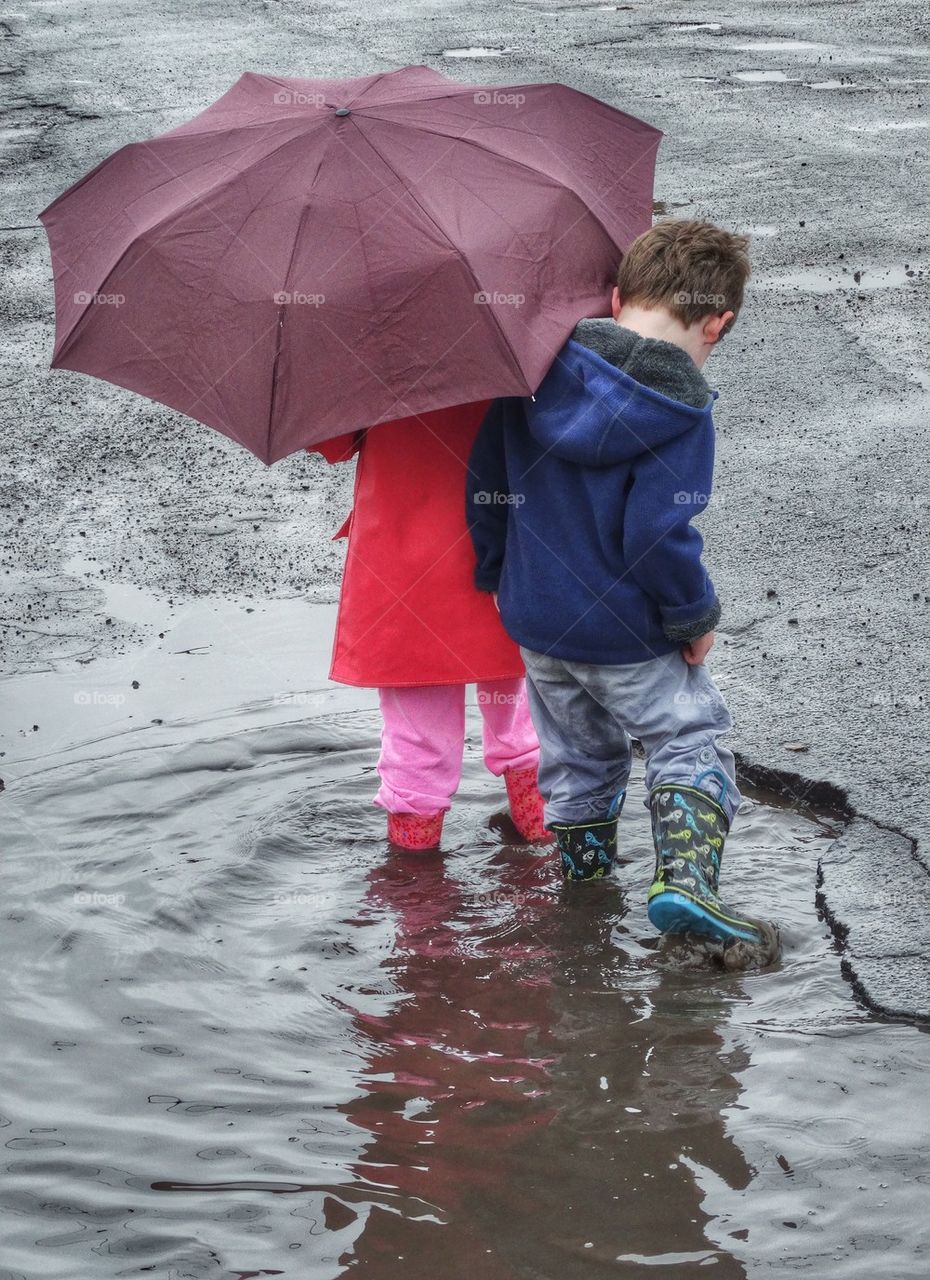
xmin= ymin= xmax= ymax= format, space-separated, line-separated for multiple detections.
xmin=525 ymin=326 xmax=716 ymax=467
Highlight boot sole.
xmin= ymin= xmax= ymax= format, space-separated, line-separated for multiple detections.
xmin=648 ymin=890 xmax=765 ymax=945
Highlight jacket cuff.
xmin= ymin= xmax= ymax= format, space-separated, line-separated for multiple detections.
xmin=474 ymin=568 xmax=501 ymax=593
xmin=661 ymin=595 xmax=722 ymax=643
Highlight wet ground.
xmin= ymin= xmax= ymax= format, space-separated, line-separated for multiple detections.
xmin=4 ymin=593 xmax=930 ymax=1279
xmin=3 ymin=0 xmax=930 ymax=1273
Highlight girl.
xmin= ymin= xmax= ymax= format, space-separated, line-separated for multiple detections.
xmin=309 ymin=401 xmax=546 ymax=851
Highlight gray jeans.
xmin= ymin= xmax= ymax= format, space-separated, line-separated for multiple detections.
xmin=520 ymin=647 xmax=741 ymax=827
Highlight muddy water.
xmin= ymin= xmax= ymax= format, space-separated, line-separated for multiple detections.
xmin=2 ymin=596 xmax=929 ymax=1279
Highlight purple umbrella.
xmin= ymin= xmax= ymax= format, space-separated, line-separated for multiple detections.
xmin=38 ymin=65 xmax=661 ymax=463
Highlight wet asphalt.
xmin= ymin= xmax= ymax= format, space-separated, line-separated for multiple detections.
xmin=2 ymin=0 xmax=929 ymax=1018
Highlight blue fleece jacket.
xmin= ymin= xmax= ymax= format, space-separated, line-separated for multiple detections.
xmin=466 ymin=333 xmax=721 ymax=665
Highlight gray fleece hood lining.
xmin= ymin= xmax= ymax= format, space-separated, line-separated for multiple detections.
xmin=571 ymin=318 xmax=713 ymax=411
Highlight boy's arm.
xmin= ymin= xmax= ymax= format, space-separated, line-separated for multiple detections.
xmin=621 ymin=427 xmax=722 ymax=644
xmin=466 ymin=398 xmax=513 ymax=593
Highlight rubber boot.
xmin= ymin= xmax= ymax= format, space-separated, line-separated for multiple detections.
xmin=387 ymin=810 xmax=444 ymax=851
xmin=647 ymin=785 xmax=767 ymax=945
xmin=550 ymin=817 xmax=617 ymax=881
xmin=503 ymin=765 xmax=548 ymax=841
xmin=550 ymin=789 xmax=626 ymax=882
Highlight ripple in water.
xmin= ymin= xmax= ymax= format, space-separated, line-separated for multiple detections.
xmin=2 ymin=708 xmax=928 ymax=1278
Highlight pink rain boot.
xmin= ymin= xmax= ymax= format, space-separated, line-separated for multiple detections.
xmin=504 ymin=766 xmax=549 ymax=841
xmin=387 ymin=811 xmax=444 ymax=851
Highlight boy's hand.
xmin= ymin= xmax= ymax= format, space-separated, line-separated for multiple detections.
xmin=682 ymin=631 xmax=715 ymax=666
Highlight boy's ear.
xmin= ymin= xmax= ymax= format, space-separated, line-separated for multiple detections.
xmin=611 ymin=286 xmax=621 ymax=320
xmin=705 ymin=309 xmax=735 ymax=344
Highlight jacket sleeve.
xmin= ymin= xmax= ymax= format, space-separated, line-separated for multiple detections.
xmin=305 ymin=429 xmax=365 ymax=464
xmin=466 ymin=398 xmax=513 ymax=593
xmin=621 ymin=424 xmax=721 ymax=643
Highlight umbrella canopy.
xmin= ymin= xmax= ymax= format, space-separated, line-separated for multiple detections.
xmin=38 ymin=65 xmax=661 ymax=464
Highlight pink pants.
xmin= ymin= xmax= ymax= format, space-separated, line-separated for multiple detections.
xmin=375 ymin=679 xmax=541 ymax=815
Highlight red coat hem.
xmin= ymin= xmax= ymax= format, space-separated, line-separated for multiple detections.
xmin=328 ymin=663 xmax=527 ymax=690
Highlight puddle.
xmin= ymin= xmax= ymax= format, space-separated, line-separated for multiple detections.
xmin=733 ymin=69 xmax=798 ymax=83
xmin=754 ymin=263 xmax=925 ymax=293
xmin=806 ymin=78 xmax=860 ymax=89
xmin=846 ymin=119 xmax=930 ymax=130
xmin=687 ymin=71 xmax=869 ymax=90
xmin=729 ymin=40 xmax=896 ymax=63
xmin=441 ymin=46 xmax=509 ymax=58
xmin=731 ymin=40 xmax=823 ymax=52
xmin=2 ymin=593 xmax=929 ymax=1276
xmin=516 ymin=2 xmax=633 ymax=9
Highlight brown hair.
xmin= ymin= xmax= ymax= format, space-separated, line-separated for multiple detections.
xmin=616 ymin=219 xmax=751 ymax=332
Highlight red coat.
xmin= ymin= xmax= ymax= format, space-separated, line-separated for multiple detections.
xmin=311 ymin=402 xmax=525 ymax=688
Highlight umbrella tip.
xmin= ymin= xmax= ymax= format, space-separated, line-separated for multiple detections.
xmin=334 ymin=107 xmax=352 ymax=117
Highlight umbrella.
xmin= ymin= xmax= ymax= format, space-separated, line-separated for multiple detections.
xmin=38 ymin=65 xmax=661 ymax=464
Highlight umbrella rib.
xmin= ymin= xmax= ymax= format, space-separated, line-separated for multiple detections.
xmin=351 ymin=120 xmax=530 ymax=391
xmin=265 ymin=118 xmax=354 ymax=461
xmin=344 ymin=68 xmax=393 ymax=108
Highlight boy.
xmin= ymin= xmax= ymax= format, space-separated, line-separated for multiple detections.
xmin=466 ymin=219 xmax=768 ymax=947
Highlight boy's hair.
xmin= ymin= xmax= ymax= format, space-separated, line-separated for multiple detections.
xmin=616 ymin=219 xmax=751 ymax=333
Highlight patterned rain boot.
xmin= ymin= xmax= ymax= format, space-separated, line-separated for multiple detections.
xmin=387 ymin=811 xmax=444 ymax=851
xmin=647 ymin=785 xmax=767 ymax=945
xmin=551 ymin=818 xmax=617 ymax=881
xmin=550 ymin=793 xmax=624 ymax=881
xmin=503 ymin=765 xmax=549 ymax=841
